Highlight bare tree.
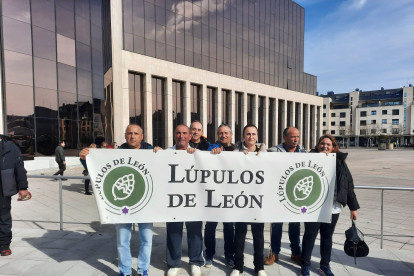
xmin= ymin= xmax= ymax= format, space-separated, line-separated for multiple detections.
xmin=391 ymin=123 xmax=404 ymax=147
xmin=339 ymin=126 xmax=354 ymax=148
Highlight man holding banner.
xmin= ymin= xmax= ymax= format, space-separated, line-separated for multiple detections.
xmin=80 ymin=124 xmax=154 ymax=276
xmin=265 ymin=127 xmax=307 ymax=266
xmin=204 ymin=124 xmax=235 ymax=268
xmin=161 ymin=125 xmax=204 ymax=276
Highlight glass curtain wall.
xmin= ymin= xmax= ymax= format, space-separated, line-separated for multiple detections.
xmin=190 ymin=84 xmax=201 ymax=122
xmin=221 ymin=89 xmax=230 ymax=124
xmin=122 ymin=0 xmax=317 ymax=95
xmin=172 ymin=80 xmax=184 ymax=131
xmin=258 ymin=96 xmax=265 ymax=143
xmin=235 ymin=92 xmax=242 ymax=142
xmin=1 ymin=0 xmax=105 ymax=157
xmin=268 ymin=98 xmax=275 ymax=146
xmin=128 ymin=72 xmax=144 ymax=128
xmin=247 ymin=94 xmax=253 ymax=124
xmin=152 ymin=76 xmax=165 ymax=148
xmin=207 ymin=87 xmax=216 ymax=143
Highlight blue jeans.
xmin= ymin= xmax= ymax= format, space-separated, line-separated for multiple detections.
xmin=271 ymin=222 xmax=301 ymax=255
xmin=116 ymin=223 xmax=153 ymax=275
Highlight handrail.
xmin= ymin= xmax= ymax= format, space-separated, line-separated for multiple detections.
xmin=354 ymin=185 xmax=414 ymax=249
xmin=26 ymin=175 xmax=413 ymax=249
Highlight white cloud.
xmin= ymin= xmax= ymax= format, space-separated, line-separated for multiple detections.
xmin=304 ymin=0 xmax=414 ymax=93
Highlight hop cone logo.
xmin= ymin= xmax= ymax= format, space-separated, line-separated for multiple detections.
xmin=293 ymin=176 xmax=313 ymax=201
xmin=112 ymin=174 xmax=135 ymax=201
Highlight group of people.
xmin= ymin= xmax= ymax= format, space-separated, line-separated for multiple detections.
xmin=77 ymin=121 xmax=360 ymax=276
xmin=0 ymin=120 xmax=359 ymax=276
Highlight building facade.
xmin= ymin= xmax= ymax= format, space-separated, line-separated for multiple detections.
xmin=1 ymin=0 xmax=322 ymax=159
xmin=321 ymin=86 xmax=414 ymax=146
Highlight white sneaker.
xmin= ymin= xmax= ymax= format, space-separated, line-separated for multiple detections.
xmin=191 ymin=265 xmax=201 ymax=276
xmin=167 ymin=268 xmax=180 ymax=276
xmin=230 ymin=269 xmax=240 ymax=276
xmin=257 ymin=270 xmax=267 ymax=276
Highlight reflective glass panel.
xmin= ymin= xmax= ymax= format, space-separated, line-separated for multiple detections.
xmin=57 ymin=35 xmax=76 ymax=67
xmin=75 ymin=0 xmax=90 ymax=20
xmin=6 ymin=83 xmax=34 ymax=116
xmin=76 ymin=15 xmax=91 ymax=46
xmin=34 ymin=57 xmax=57 ymax=90
xmin=2 ymin=17 xmax=32 ymax=55
xmin=35 ymin=87 xmax=58 ymax=119
xmin=76 ymin=42 xmax=92 ymax=71
xmin=36 ymin=118 xmax=59 ymax=155
xmin=77 ymin=68 xmax=93 ymax=97
xmin=2 ymin=0 xmax=31 ymax=23
xmin=33 ymin=26 xmax=56 ymax=61
xmin=31 ymin=0 xmax=55 ymax=32
xmin=4 ymin=50 xmax=33 ymax=86
xmin=57 ymin=63 xmax=77 ymax=93
xmin=56 ymin=5 xmax=75 ymax=39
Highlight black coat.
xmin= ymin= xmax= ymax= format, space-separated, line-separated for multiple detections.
xmin=189 ymin=136 xmax=210 ymax=151
xmin=311 ymin=150 xmax=360 ymax=211
xmin=0 ymin=135 xmax=28 ymax=197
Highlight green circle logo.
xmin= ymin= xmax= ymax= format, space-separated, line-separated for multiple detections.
xmin=103 ymin=166 xmax=146 ymax=208
xmin=286 ymin=169 xmax=322 ymax=208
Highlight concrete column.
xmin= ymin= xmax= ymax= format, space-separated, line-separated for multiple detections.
xmin=143 ymin=74 xmax=153 ymax=145
xmin=241 ymin=92 xmax=247 ymax=142
xmin=253 ymin=94 xmax=259 ymax=126
xmin=165 ymin=77 xmax=173 ymax=148
xmin=263 ymin=97 xmax=269 ymax=145
xmin=200 ymin=84 xmax=208 ymax=135
xmin=216 ymin=88 xmax=222 ymax=142
xmin=229 ymin=90 xmax=236 ymax=144
xmin=290 ymin=101 xmax=295 ymax=128
xmin=297 ymin=103 xmax=303 ymax=142
xmin=183 ymin=81 xmax=191 ymax=126
xmin=111 ymin=0 xmax=128 ymax=144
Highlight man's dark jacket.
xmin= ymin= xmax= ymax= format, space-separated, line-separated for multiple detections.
xmin=310 ymin=149 xmax=359 ymax=211
xmin=0 ymin=135 xmax=28 ymax=197
xmin=189 ymin=136 xmax=210 ymax=151
xmin=55 ymin=145 xmax=65 ymax=163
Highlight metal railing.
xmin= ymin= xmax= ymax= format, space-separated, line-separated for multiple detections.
xmin=354 ymin=185 xmax=414 ymax=249
xmin=26 ymin=175 xmax=414 ymax=249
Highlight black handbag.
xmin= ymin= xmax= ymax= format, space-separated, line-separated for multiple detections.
xmin=344 ymin=220 xmax=369 ymax=264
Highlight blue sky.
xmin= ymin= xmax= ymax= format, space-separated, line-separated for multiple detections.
xmin=294 ymin=0 xmax=414 ymax=94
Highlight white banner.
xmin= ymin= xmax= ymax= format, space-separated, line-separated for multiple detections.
xmin=87 ymin=149 xmax=336 ymax=224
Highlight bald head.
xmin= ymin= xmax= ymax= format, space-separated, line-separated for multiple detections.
xmin=174 ymin=125 xmax=192 ymax=150
xmin=283 ymin=127 xmax=300 ymax=152
xmin=190 ymin=121 xmax=203 ymax=143
xmin=125 ymin=124 xmax=144 ymax=149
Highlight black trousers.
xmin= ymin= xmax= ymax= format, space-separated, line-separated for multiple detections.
xmin=234 ymin=222 xmax=264 ymax=273
xmin=166 ymin=221 xmax=204 ymax=268
xmin=204 ymin=222 xmax=234 ymax=258
xmin=0 ymin=188 xmax=12 ymax=246
xmin=53 ymin=161 xmax=66 ymax=176
xmin=301 ymin=213 xmax=340 ymax=267
xmin=85 ymin=180 xmax=90 ymax=193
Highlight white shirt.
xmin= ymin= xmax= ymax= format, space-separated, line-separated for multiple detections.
xmin=332 ymin=179 xmax=342 ymax=214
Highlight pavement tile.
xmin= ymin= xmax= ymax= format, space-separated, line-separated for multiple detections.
xmin=23 ymin=260 xmax=79 ymax=276
xmin=0 ymin=259 xmax=43 ymax=274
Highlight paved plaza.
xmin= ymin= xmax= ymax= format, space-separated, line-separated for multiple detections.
xmin=1 ymin=148 xmax=413 ymax=275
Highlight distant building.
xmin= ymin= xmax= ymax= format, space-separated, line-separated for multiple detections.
xmin=321 ymin=86 xmax=414 ymax=146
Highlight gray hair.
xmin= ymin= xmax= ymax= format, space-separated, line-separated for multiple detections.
xmin=217 ymin=123 xmax=233 ymax=134
xmin=125 ymin=124 xmax=144 ymax=134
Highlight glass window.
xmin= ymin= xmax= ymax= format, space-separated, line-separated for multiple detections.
xmin=331 ymin=121 xmax=335 ymax=126
xmin=323 ymin=113 xmax=326 ymax=117
xmin=4 ymin=50 xmax=33 ymax=86
xmin=58 ymin=91 xmax=78 ymax=120
xmin=56 ymin=0 xmax=74 ymax=11
xmin=31 ymin=0 xmax=55 ymax=32
xmin=56 ymin=5 xmax=75 ymax=39
xmin=382 ymin=119 xmax=387 ymax=124
xmin=392 ymin=119 xmax=399 ymax=125
xmin=35 ymin=87 xmax=58 ymax=119
xmin=92 ymin=50 xmax=104 ymax=76
xmin=6 ymin=83 xmax=34 ymax=116
xmin=207 ymin=87 xmax=217 ymax=143
xmin=331 ymin=113 xmax=335 ymax=117
xmin=360 ymin=111 xmax=366 ymax=117
xmin=33 ymin=26 xmax=56 ymax=61
xmin=91 ymin=24 xmax=103 ymax=52
xmin=340 ymin=121 xmax=345 ymax=126
xmin=57 ymin=63 xmax=77 ymax=93
xmin=191 ymin=84 xmax=201 ymax=122
xmin=371 ymin=110 xmax=376 ymax=115
xmin=76 ymin=15 xmax=91 ymax=46
xmin=172 ymin=81 xmax=184 ymax=131
xmin=331 ymin=130 xmax=335 ymax=135
xmin=2 ymin=17 xmax=32 ymax=55
xmin=2 ymin=0 xmax=31 ymax=23
xmin=90 ymin=0 xmax=102 ymax=27
xmin=92 ymin=74 xmax=104 ymax=99
xmin=34 ymin=57 xmax=57 ymax=90
xmin=340 ymin=112 xmax=346 ymax=118
xmin=57 ymin=35 xmax=76 ymax=67
xmin=76 ymin=42 xmax=92 ymax=71
xmin=382 ymin=110 xmax=387 ymax=115
xmin=77 ymin=68 xmax=93 ymax=97
xmin=75 ymin=0 xmax=90 ymax=20
xmin=392 ymin=109 xmax=399 ymax=115
xmin=152 ymin=77 xmax=165 ymax=148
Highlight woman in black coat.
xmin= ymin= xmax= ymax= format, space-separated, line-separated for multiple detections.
xmin=300 ymin=134 xmax=360 ymax=276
